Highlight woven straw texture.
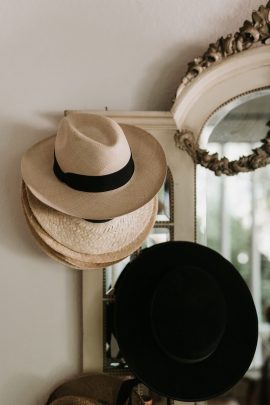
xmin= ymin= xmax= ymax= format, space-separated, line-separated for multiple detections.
xmin=23 ymin=182 xmax=158 ymax=262
xmin=23 ymin=209 xmax=111 ymax=270
xmin=21 ymin=113 xmax=167 ymax=219
xmin=55 ymin=113 xmax=131 ymax=176
xmin=21 ymin=182 xmax=157 ymax=268
xmin=22 ymin=185 xmax=122 ymax=269
xmin=46 ymin=374 xmax=143 ymax=405
xmin=50 ymin=396 xmax=100 ymax=405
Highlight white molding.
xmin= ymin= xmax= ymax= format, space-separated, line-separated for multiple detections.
xmin=171 ymin=45 xmax=270 ymax=263
xmin=172 ymin=45 xmax=270 ymax=145
xmin=65 ymin=110 xmax=176 ymax=130
xmin=83 ymin=271 xmax=103 ymax=372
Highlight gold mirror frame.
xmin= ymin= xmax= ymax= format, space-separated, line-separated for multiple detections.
xmin=175 ymin=119 xmax=270 ymax=176
xmin=172 ymin=1 xmax=270 ymax=176
xmin=176 ymin=1 xmax=270 ymax=95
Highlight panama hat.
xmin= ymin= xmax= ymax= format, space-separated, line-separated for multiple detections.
xmin=22 ymin=199 xmax=117 ymax=270
xmin=114 ymin=241 xmax=258 ymax=402
xmin=21 ymin=182 xmax=158 ymax=269
xmin=21 ymin=113 xmax=167 ymax=220
xmin=46 ymin=374 xmax=142 ymax=405
xmin=21 ymin=181 xmax=121 ymax=269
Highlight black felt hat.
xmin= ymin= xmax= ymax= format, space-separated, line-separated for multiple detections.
xmin=114 ymin=241 xmax=258 ymax=402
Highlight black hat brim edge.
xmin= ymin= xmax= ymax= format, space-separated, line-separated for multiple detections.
xmin=114 ymin=241 xmax=258 ymax=402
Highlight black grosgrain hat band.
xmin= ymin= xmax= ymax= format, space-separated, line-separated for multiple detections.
xmin=85 ymin=218 xmax=112 ymax=223
xmin=53 ymin=152 xmax=135 ymax=193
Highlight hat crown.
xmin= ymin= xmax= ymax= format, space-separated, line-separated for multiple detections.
xmin=55 ymin=113 xmax=131 ymax=176
xmin=113 ymin=241 xmax=258 ymax=401
xmin=151 ymin=266 xmax=227 ymax=364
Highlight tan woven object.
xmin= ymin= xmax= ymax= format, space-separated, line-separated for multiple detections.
xmin=23 ymin=182 xmax=158 ymax=262
xmin=22 ymin=184 xmax=127 ymax=269
xmin=21 ymin=182 xmax=158 ymax=268
xmin=22 ymin=182 xmax=113 ymax=267
xmin=21 ymin=113 xmax=167 ymax=219
xmin=50 ymin=396 xmax=99 ymax=405
xmin=22 ymin=206 xmax=112 ymax=270
xmin=46 ymin=374 xmax=143 ymax=405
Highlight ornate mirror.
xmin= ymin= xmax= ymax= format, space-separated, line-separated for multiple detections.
xmin=195 ymin=86 xmax=270 ymax=405
xmin=172 ymin=2 xmax=270 ymax=404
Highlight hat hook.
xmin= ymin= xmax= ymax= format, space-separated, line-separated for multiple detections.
xmin=103 ymin=287 xmax=115 ymax=302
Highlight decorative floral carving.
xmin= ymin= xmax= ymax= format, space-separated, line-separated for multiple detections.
xmin=176 ymin=1 xmax=270 ymax=95
xmin=174 ymin=122 xmax=270 ymax=176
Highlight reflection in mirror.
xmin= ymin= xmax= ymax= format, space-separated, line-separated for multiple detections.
xmin=185 ymin=88 xmax=270 ymax=177
xmin=202 ymin=89 xmax=270 ymax=150
xmin=103 ymin=168 xmax=174 ymax=375
xmin=157 ymin=172 xmax=171 ymax=221
xmin=197 ymin=90 xmax=270 ymax=404
xmin=142 ymin=227 xmax=171 ymax=248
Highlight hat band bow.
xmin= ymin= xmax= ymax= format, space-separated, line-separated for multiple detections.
xmin=53 ymin=152 xmax=135 ymax=192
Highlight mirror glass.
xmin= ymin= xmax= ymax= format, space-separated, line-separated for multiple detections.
xmin=197 ymin=88 xmax=270 ymax=404
xmin=157 ymin=175 xmax=171 ymax=221
xmin=199 ymin=88 xmax=270 ymax=153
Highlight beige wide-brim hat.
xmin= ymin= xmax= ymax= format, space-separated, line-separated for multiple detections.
xmin=21 ymin=113 xmax=167 ymax=220
xmin=22 ymin=200 xmax=115 ymax=270
xmin=22 ymin=182 xmax=120 ymax=269
xmin=21 ymin=182 xmax=158 ymax=269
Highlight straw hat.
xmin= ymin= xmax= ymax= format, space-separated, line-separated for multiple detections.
xmin=46 ymin=374 xmax=143 ymax=405
xmin=50 ymin=397 xmax=98 ymax=405
xmin=22 ymin=181 xmax=124 ymax=269
xmin=21 ymin=182 xmax=158 ymax=268
xmin=114 ymin=242 xmax=258 ymax=402
xmin=22 ymin=200 xmax=115 ymax=270
xmin=21 ymin=113 xmax=167 ymax=220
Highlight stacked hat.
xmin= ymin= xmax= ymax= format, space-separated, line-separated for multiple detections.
xmin=21 ymin=113 xmax=167 ymax=269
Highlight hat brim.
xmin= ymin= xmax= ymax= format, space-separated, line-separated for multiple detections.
xmin=46 ymin=374 xmax=142 ymax=405
xmin=21 ymin=124 xmax=167 ymax=219
xmin=24 ymin=214 xmax=116 ymax=270
xmin=50 ymin=396 xmax=97 ymax=405
xmin=114 ymin=242 xmax=258 ymax=402
xmin=22 ymin=190 xmax=118 ymax=269
xmin=21 ymin=182 xmax=158 ymax=268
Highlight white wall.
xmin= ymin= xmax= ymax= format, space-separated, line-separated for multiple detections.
xmin=0 ymin=0 xmax=264 ymax=403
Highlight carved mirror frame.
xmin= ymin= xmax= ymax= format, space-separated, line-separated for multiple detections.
xmin=172 ymin=4 xmax=270 ymax=244
xmin=171 ymin=5 xmax=270 ymax=403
